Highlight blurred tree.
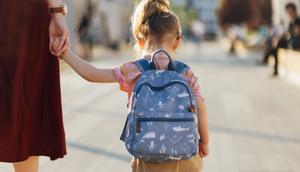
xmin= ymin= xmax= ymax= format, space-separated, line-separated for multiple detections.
xmin=218 ymin=0 xmax=258 ymax=25
xmin=172 ymin=5 xmax=198 ymax=32
xmin=218 ymin=0 xmax=272 ymax=29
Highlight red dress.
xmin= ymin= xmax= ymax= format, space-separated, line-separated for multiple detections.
xmin=0 ymin=0 xmax=66 ymax=162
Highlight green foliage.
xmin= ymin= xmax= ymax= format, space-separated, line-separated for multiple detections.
xmin=172 ymin=5 xmax=198 ymax=32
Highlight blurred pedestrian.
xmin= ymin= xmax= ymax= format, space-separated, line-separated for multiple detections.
xmin=191 ymin=19 xmax=205 ymax=42
xmin=99 ymin=0 xmax=132 ymax=50
xmin=78 ymin=10 xmax=93 ymax=59
xmin=0 ymin=0 xmax=68 ymax=171
xmin=263 ymin=2 xmax=300 ymax=76
xmin=290 ymin=18 xmax=300 ymax=50
xmin=226 ymin=25 xmax=246 ymax=55
xmin=261 ymin=27 xmax=282 ymax=65
xmin=53 ymin=0 xmax=209 ymax=172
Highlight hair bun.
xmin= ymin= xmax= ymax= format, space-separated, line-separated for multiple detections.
xmin=142 ymin=0 xmax=170 ymax=24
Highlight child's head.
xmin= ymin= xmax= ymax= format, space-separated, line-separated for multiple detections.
xmin=132 ymin=0 xmax=181 ymax=53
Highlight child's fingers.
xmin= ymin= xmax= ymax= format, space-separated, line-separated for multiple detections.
xmin=58 ymin=33 xmax=68 ymax=51
xmin=58 ymin=37 xmax=69 ymax=56
xmin=203 ymin=148 xmax=209 ymax=157
xmin=199 ymin=150 xmax=204 ymax=157
xmin=200 ymin=150 xmax=207 ymax=158
xmin=199 ymin=145 xmax=209 ymax=158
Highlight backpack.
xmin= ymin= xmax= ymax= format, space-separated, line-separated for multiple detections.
xmin=122 ymin=49 xmax=199 ymax=163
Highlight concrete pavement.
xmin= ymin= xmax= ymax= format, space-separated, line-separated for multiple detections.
xmin=1 ymin=42 xmax=300 ymax=172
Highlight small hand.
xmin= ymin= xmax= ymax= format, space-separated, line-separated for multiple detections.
xmin=49 ymin=14 xmax=69 ymax=56
xmin=53 ymin=36 xmax=65 ymax=59
xmin=199 ymin=143 xmax=209 ymax=158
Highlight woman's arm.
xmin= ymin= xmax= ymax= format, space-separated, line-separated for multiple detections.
xmin=196 ymin=96 xmax=209 ymax=157
xmin=47 ymin=0 xmax=62 ymax=7
xmin=61 ymin=50 xmax=117 ymax=83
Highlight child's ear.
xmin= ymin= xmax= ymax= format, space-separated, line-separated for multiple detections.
xmin=138 ymin=39 xmax=145 ymax=48
xmin=172 ymin=36 xmax=181 ymax=50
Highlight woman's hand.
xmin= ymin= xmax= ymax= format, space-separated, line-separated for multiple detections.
xmin=49 ymin=14 xmax=69 ymax=56
xmin=199 ymin=143 xmax=209 ymax=158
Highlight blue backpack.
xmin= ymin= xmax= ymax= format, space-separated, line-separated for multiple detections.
xmin=121 ymin=49 xmax=199 ymax=163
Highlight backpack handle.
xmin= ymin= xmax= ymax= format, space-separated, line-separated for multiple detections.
xmin=150 ymin=49 xmax=175 ymax=70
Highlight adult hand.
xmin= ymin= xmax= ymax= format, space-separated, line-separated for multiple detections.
xmin=49 ymin=14 xmax=69 ymax=56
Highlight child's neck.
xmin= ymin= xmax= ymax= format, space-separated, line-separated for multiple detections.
xmin=143 ymin=45 xmax=176 ymax=57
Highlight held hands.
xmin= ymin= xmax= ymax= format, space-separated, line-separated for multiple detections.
xmin=49 ymin=14 xmax=69 ymax=57
xmin=53 ymin=36 xmax=68 ymax=59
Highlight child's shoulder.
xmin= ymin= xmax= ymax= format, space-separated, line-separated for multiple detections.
xmin=116 ymin=60 xmax=141 ymax=76
xmin=173 ymin=60 xmax=200 ymax=80
xmin=133 ymin=57 xmax=191 ymax=74
xmin=173 ymin=60 xmax=191 ymax=74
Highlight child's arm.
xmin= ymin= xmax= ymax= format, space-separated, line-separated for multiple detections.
xmin=54 ymin=36 xmax=116 ymax=83
xmin=196 ymin=96 xmax=209 ymax=157
xmin=60 ymin=50 xmax=117 ymax=83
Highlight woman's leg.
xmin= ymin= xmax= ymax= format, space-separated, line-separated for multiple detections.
xmin=13 ymin=156 xmax=39 ymax=172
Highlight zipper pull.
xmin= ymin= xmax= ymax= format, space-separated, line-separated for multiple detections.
xmin=188 ymin=105 xmax=196 ymax=113
xmin=136 ymin=121 xmax=141 ymax=133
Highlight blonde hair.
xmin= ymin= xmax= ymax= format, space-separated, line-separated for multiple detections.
xmin=131 ymin=0 xmax=181 ymax=52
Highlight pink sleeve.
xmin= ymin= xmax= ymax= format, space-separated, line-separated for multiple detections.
xmin=183 ymin=69 xmax=204 ymax=100
xmin=112 ymin=62 xmax=142 ymax=93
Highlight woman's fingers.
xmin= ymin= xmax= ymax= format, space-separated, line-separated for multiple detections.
xmin=49 ymin=35 xmax=55 ymax=55
xmin=49 ymin=18 xmax=58 ymax=56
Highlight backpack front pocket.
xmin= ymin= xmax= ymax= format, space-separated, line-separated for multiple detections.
xmin=131 ymin=115 xmax=198 ymax=159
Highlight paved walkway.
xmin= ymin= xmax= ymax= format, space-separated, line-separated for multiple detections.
xmin=1 ymin=42 xmax=300 ymax=172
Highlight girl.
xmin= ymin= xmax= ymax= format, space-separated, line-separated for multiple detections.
xmin=54 ymin=0 xmax=209 ymax=171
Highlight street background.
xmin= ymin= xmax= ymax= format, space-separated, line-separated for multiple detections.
xmin=1 ymin=0 xmax=300 ymax=171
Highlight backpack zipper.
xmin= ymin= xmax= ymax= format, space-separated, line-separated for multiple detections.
xmin=136 ymin=117 xmax=195 ymax=133
xmin=135 ymin=81 xmax=194 ymax=108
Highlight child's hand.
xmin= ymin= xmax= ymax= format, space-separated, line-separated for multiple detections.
xmin=199 ymin=143 xmax=209 ymax=158
xmin=53 ymin=36 xmax=68 ymax=58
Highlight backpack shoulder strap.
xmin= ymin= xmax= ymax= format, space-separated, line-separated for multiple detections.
xmin=134 ymin=58 xmax=151 ymax=73
xmin=120 ymin=58 xmax=150 ymax=141
xmin=173 ymin=61 xmax=190 ymax=74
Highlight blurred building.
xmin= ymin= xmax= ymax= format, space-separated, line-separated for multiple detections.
xmin=192 ymin=0 xmax=219 ymax=39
